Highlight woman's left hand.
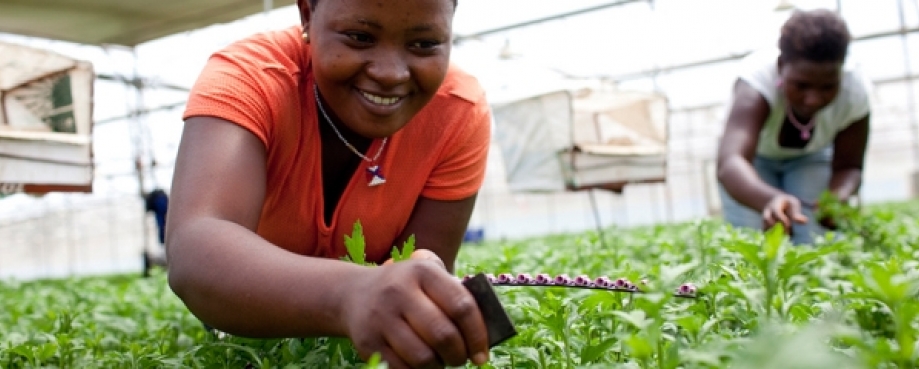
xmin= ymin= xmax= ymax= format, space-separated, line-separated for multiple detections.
xmin=818 ymin=215 xmax=839 ymax=230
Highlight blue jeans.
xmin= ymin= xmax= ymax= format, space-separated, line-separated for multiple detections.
xmin=718 ymin=147 xmax=833 ymax=245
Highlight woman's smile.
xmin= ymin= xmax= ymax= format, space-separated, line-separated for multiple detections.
xmin=305 ymin=0 xmax=454 ymax=139
xmin=357 ymin=88 xmax=407 ymax=111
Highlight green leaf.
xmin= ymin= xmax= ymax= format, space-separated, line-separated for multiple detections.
xmin=580 ymin=338 xmax=617 ymax=363
xmin=681 ymin=350 xmax=724 ymax=366
xmin=390 ymin=234 xmax=416 ymax=262
xmin=9 ymin=345 xmax=36 ymax=361
xmin=36 ymin=342 xmax=57 ymax=361
xmin=611 ymin=310 xmax=652 ymax=330
xmin=508 ymin=347 xmax=543 ymax=366
xmin=362 ymin=352 xmax=386 ymax=368
xmin=343 ymin=220 xmax=367 ymax=265
xmin=763 ymin=223 xmax=785 ymax=261
xmin=661 ymin=262 xmax=699 ymax=286
xmin=727 ymin=240 xmax=763 ymax=269
xmin=580 ymin=291 xmax=621 ymax=312
xmin=207 ymin=342 xmax=263 ymax=368
xmin=625 ymin=334 xmax=654 ymax=359
xmin=778 ymin=244 xmax=842 ymax=280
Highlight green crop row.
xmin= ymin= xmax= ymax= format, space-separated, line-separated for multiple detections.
xmin=2 ymin=200 xmax=919 ymax=368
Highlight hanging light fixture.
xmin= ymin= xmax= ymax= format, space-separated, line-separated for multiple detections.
xmin=774 ymin=0 xmax=795 ymax=11
xmin=498 ymin=38 xmax=521 ymax=60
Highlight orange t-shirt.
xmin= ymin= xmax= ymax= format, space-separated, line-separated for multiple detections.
xmin=182 ymin=26 xmax=491 ymax=262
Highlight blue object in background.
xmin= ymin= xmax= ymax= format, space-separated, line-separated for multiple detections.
xmin=144 ymin=189 xmax=169 ymax=246
xmin=463 ymin=227 xmax=485 ymax=244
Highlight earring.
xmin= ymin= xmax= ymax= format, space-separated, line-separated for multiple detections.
xmin=302 ymin=31 xmax=310 ymax=43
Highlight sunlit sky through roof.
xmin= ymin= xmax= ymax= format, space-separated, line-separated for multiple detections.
xmin=0 ymin=0 xmax=917 ymax=212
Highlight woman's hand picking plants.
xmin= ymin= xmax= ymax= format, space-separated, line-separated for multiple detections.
xmin=762 ymin=193 xmax=809 ymax=234
xmin=382 ymin=249 xmax=445 ymax=270
xmin=341 ymin=260 xmax=490 ymax=369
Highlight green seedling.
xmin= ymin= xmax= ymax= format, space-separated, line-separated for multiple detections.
xmin=3 ymin=201 xmax=919 ymax=368
xmin=342 ymin=220 xmax=417 ymax=266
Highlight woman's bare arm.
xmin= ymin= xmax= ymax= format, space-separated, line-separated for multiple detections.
xmin=394 ymin=194 xmax=478 ymax=273
xmin=166 ymin=116 xmax=364 ymax=338
xmin=167 ymin=117 xmax=490 ymax=368
xmin=716 ymin=79 xmax=783 ymax=212
xmin=828 ymin=114 xmax=870 ymax=201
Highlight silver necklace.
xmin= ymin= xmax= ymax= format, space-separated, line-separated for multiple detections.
xmin=786 ymin=108 xmax=816 ymax=140
xmin=313 ymin=83 xmax=388 ymax=186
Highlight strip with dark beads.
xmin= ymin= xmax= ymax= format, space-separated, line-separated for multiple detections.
xmin=460 ymin=273 xmax=699 ymax=298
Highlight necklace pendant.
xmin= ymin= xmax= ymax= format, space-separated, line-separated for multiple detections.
xmin=801 ymin=130 xmax=811 ymax=140
xmin=366 ymin=165 xmax=386 ymax=187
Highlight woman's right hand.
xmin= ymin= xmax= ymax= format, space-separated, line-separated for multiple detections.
xmin=761 ymin=193 xmax=809 ymax=234
xmin=381 ymin=249 xmax=445 ymax=269
xmin=341 ymin=260 xmax=490 ymax=369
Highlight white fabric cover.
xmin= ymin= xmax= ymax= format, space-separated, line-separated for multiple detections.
xmin=491 ymin=84 xmax=669 ymax=193
xmin=0 ymin=41 xmax=95 ymax=192
xmin=0 ymin=0 xmax=296 ymax=47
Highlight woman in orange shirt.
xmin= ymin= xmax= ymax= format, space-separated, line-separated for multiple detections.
xmin=165 ymin=0 xmax=492 ymax=367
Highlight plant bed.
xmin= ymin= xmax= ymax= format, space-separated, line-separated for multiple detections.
xmin=2 ymin=200 xmax=919 ymax=368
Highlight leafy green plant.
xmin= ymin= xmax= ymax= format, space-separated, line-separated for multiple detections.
xmin=341 ymin=220 xmax=416 ymax=265
xmin=4 ymin=200 xmax=919 ymax=368
xmin=390 ymin=235 xmax=416 ymax=262
xmin=342 ymin=220 xmax=371 ymax=266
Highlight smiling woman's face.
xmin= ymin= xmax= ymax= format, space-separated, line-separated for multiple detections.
xmin=303 ymin=0 xmax=455 ymax=139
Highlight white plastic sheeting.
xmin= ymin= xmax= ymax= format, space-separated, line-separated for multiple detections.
xmin=0 ymin=0 xmax=296 ymax=47
xmin=490 ymin=83 xmax=669 ymax=193
xmin=0 ymin=41 xmax=95 ymax=194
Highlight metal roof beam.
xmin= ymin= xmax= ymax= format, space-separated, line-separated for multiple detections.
xmin=452 ymin=0 xmax=648 ymax=45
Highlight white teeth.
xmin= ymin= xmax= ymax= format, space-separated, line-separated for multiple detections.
xmin=362 ymin=91 xmax=400 ymax=106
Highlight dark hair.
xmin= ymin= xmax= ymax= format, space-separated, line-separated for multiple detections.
xmin=778 ymin=9 xmax=851 ymax=63
xmin=305 ymin=0 xmax=457 ymax=9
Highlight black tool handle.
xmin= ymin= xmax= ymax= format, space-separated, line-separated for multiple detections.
xmin=462 ymin=273 xmax=518 ymax=347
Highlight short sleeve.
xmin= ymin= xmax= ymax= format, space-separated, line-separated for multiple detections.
xmin=420 ymin=101 xmax=492 ymax=200
xmin=844 ymin=65 xmax=873 ymax=122
xmin=737 ymin=48 xmax=781 ymax=106
xmin=182 ymin=40 xmax=286 ymax=148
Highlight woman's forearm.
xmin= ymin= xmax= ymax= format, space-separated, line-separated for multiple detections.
xmin=828 ymin=167 xmax=862 ymax=201
xmin=166 ymin=217 xmax=365 ymax=338
xmin=717 ymin=155 xmax=784 ymax=212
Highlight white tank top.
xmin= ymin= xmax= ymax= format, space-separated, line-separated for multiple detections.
xmin=737 ymin=48 xmax=874 ymax=159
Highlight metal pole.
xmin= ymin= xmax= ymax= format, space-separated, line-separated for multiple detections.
xmin=66 ymin=196 xmax=75 ymax=276
xmin=41 ymin=201 xmax=50 ymax=278
xmin=453 ymin=0 xmax=646 ymax=44
xmin=128 ymin=47 xmax=152 ymax=265
xmin=122 ymin=48 xmax=147 ymax=199
xmin=264 ymin=0 xmax=273 ymax=29
xmin=613 ymin=27 xmax=919 ymax=82
xmin=588 ymin=189 xmax=609 ymax=248
xmin=897 ymin=0 xmax=919 ymax=196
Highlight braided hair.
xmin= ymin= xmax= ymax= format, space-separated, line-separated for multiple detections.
xmin=779 ymin=9 xmax=852 ymax=63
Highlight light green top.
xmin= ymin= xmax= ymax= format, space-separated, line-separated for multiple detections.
xmin=738 ymin=48 xmax=873 ymax=160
